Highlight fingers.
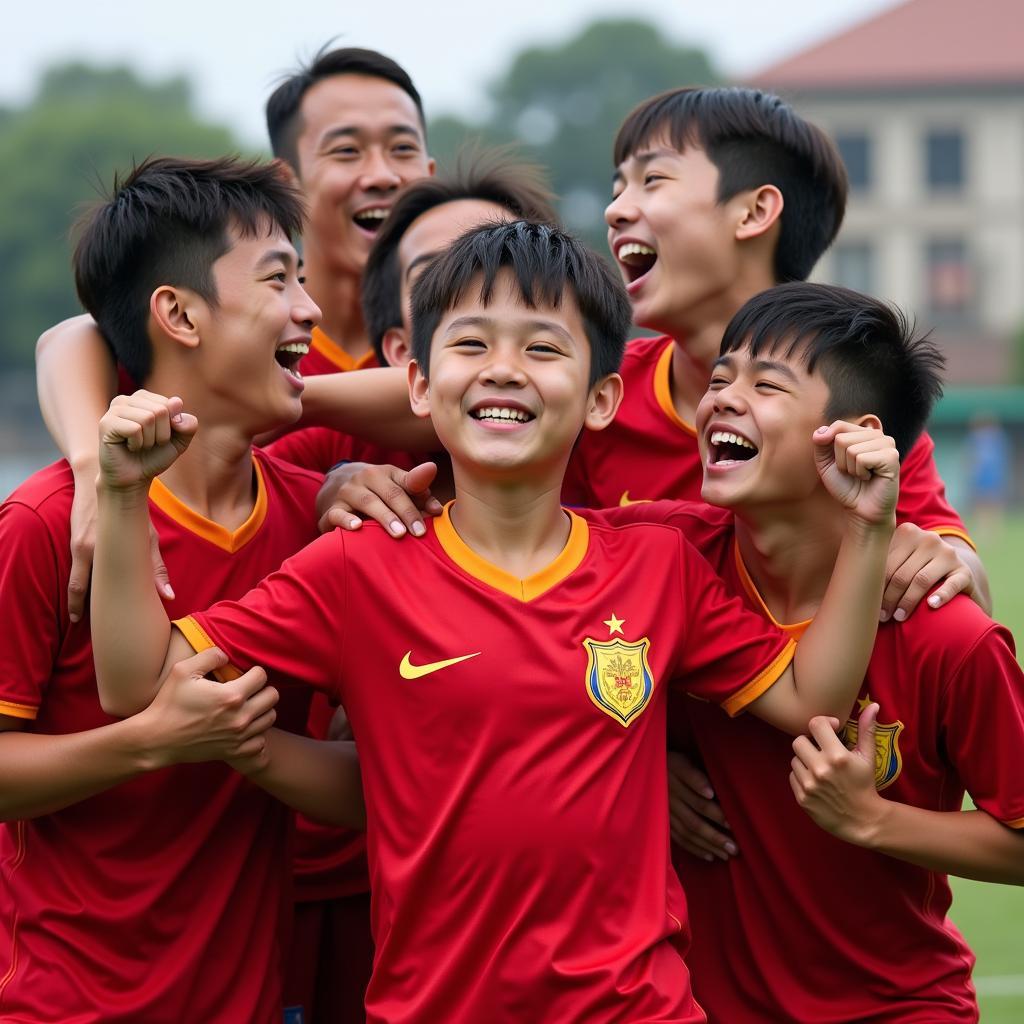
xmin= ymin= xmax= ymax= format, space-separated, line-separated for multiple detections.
xmin=149 ymin=523 xmax=174 ymax=601
xmin=667 ymin=749 xmax=715 ymax=801
xmin=319 ymin=506 xmax=363 ymax=534
xmin=339 ymin=465 xmax=431 ymax=538
xmin=807 ymin=714 xmax=845 ymax=753
xmin=789 ymin=755 xmax=813 ymax=791
xmin=101 ymin=392 xmax=198 ymax=451
xmin=67 ymin=537 xmax=93 ymax=623
xmin=228 ymin=665 xmax=271 ymax=699
xmin=669 ymin=800 xmax=738 ymax=861
xmin=829 ymin=424 xmax=898 ymax=480
xmin=238 ymin=707 xmax=277 ymax=741
xmin=924 ymin=570 xmax=972 ymax=611
xmin=882 ymin=525 xmax=971 ymax=621
xmin=667 ymin=755 xmax=730 ymax=828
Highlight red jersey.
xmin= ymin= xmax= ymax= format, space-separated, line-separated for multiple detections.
xmin=601 ymin=501 xmax=1023 ymax=1023
xmin=0 ymin=452 xmax=321 ymax=1024
xmin=564 ymin=335 xmax=973 ymax=544
xmin=299 ymin=325 xmax=378 ymax=377
xmin=178 ymin=506 xmax=795 ymax=1024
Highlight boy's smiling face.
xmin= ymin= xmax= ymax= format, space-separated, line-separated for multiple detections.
xmin=606 ymin=141 xmax=742 ymax=336
xmin=409 ymin=269 xmax=621 ymax=481
xmin=695 ymin=341 xmax=833 ymax=510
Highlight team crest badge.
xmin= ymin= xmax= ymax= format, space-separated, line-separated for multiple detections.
xmin=841 ymin=697 xmax=905 ymax=791
xmin=583 ymin=635 xmax=654 ymax=727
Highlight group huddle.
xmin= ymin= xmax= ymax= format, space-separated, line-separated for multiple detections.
xmin=2 ymin=44 xmax=1022 ymax=1024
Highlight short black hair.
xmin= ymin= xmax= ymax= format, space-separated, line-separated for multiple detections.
xmin=614 ymin=87 xmax=848 ymax=283
xmin=719 ymin=282 xmax=945 ymax=459
xmin=266 ymin=45 xmax=425 ymax=174
xmin=363 ymin=153 xmax=558 ymax=364
xmin=410 ymin=221 xmax=630 ymax=387
xmin=73 ymin=156 xmax=305 ymax=384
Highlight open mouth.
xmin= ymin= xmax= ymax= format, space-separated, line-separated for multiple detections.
xmin=469 ymin=405 xmax=536 ymax=425
xmin=353 ymin=207 xmax=390 ymax=234
xmin=709 ymin=429 xmax=759 ymax=466
xmin=274 ymin=341 xmax=308 ymax=384
xmin=616 ymin=242 xmax=658 ymax=284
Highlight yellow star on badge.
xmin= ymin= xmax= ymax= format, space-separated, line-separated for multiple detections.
xmin=857 ymin=694 xmax=874 ymax=712
xmin=603 ymin=613 xmax=625 ymax=636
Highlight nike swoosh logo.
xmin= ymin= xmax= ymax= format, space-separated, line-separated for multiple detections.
xmin=399 ymin=650 xmax=481 ymax=680
xmin=619 ymin=490 xmax=653 ymax=506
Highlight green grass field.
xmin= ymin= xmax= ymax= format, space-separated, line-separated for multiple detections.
xmin=947 ymin=514 xmax=1024 ymax=1021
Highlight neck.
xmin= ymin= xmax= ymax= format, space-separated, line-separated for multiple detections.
xmin=145 ymin=370 xmax=258 ymax=528
xmin=303 ymin=244 xmax=370 ymax=357
xmin=665 ymin=266 xmax=777 ymax=423
xmin=447 ymin=467 xmax=571 ymax=579
xmin=732 ymin=495 xmax=845 ymax=624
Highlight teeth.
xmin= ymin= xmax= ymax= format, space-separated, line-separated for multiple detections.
xmin=618 ymin=242 xmax=656 ymax=259
xmin=474 ymin=406 xmax=531 ymax=423
xmin=710 ymin=430 xmax=756 ymax=451
xmin=355 ymin=208 xmax=389 ymax=221
xmin=277 ymin=342 xmax=309 ymax=355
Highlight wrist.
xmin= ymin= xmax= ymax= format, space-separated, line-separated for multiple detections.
xmin=69 ymin=453 xmax=100 ymax=478
xmin=96 ymin=476 xmax=151 ymax=508
xmin=115 ymin=712 xmax=166 ymax=774
xmin=849 ymin=793 xmax=893 ymax=850
xmin=843 ymin=512 xmax=896 ymax=546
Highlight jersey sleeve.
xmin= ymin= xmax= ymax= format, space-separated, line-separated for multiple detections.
xmin=897 ymin=432 xmax=973 ymax=546
xmin=264 ymin=427 xmax=355 ymax=475
xmin=175 ymin=531 xmax=348 ymax=700
xmin=670 ymin=533 xmax=795 ymax=716
xmin=0 ymin=502 xmax=65 ymax=719
xmin=940 ymin=621 xmax=1024 ymax=827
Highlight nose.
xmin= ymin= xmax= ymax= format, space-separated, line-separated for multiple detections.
xmin=359 ymin=148 xmax=403 ymax=193
xmin=480 ymin=345 xmax=527 ymax=388
xmin=293 ymin=285 xmax=322 ymax=330
xmin=605 ymin=189 xmax=638 ymax=229
xmin=712 ymin=380 xmax=747 ymax=415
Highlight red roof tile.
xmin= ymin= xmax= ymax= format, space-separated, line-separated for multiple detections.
xmin=751 ymin=0 xmax=1024 ymax=90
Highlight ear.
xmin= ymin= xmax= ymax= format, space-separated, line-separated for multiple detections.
xmin=426 ymin=155 xmax=437 ymax=177
xmin=735 ymin=184 xmax=784 ymax=242
xmin=382 ymin=326 xmax=412 ymax=368
xmin=408 ymin=359 xmax=431 ymax=419
xmin=853 ymin=412 xmax=883 ymax=432
xmin=150 ymin=286 xmax=202 ymax=351
xmin=583 ymin=372 xmax=624 ymax=433
xmin=271 ymin=157 xmax=301 ymax=187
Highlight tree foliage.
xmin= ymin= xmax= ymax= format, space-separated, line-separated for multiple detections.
xmin=428 ymin=19 xmax=721 ymax=252
xmin=0 ymin=63 xmax=242 ymax=368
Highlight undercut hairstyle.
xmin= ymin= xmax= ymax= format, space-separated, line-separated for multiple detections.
xmin=73 ymin=155 xmax=305 ymax=384
xmin=614 ymin=87 xmax=848 ymax=283
xmin=266 ymin=45 xmax=425 ymax=174
xmin=719 ymin=282 xmax=945 ymax=459
xmin=410 ymin=221 xmax=631 ymax=387
xmin=363 ymin=155 xmax=559 ymax=364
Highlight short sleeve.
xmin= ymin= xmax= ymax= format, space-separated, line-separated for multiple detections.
xmin=897 ymin=432 xmax=973 ymax=546
xmin=941 ymin=622 xmax=1024 ymax=828
xmin=0 ymin=502 xmax=65 ymax=718
xmin=177 ymin=531 xmax=347 ymax=700
xmin=671 ymin=533 xmax=794 ymax=716
xmin=265 ymin=427 xmax=355 ymax=475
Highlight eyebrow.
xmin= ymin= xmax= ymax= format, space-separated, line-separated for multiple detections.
xmin=713 ymin=354 xmax=801 ymax=383
xmin=443 ymin=314 xmax=578 ymax=347
xmin=405 ymin=250 xmax=441 ymax=281
xmin=254 ymin=249 xmax=296 ymax=272
xmin=318 ymin=123 xmax=422 ymax=149
xmin=612 ymin=148 xmax=681 ymax=186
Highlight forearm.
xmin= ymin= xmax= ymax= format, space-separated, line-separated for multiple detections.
xmin=860 ymin=803 xmax=1024 ymax=885
xmin=36 ymin=316 xmax=117 ymax=468
xmin=0 ymin=717 xmax=155 ymax=820
xmin=243 ymin=729 xmax=365 ymax=829
xmin=92 ymin=484 xmax=174 ymax=715
xmin=946 ymin=537 xmax=992 ymax=614
xmin=790 ymin=521 xmax=892 ymax=721
xmin=300 ymin=369 xmax=438 ymax=451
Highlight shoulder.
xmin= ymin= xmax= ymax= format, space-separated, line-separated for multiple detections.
xmin=620 ymin=334 xmax=673 ymax=374
xmin=1 ymin=461 xmax=74 ymax=537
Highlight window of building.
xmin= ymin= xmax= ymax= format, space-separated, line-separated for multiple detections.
xmin=832 ymin=241 xmax=875 ymax=295
xmin=925 ymin=130 xmax=965 ymax=191
xmin=836 ymin=132 xmax=871 ymax=192
xmin=925 ymin=238 xmax=973 ymax=321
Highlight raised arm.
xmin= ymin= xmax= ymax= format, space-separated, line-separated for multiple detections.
xmin=92 ymin=393 xmax=198 ymax=715
xmin=747 ymin=423 xmax=898 ymax=733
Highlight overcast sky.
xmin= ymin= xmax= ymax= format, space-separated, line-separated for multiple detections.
xmin=6 ymin=0 xmax=898 ymax=145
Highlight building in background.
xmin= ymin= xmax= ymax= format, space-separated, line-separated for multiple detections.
xmin=750 ymin=0 xmax=1024 ymax=388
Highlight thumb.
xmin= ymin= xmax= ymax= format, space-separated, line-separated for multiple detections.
xmin=812 ymin=425 xmax=836 ymax=474
xmin=856 ymin=702 xmax=879 ymax=761
xmin=171 ymin=411 xmax=200 ymax=447
xmin=181 ymin=645 xmax=229 ymax=679
xmin=403 ymin=461 xmax=438 ymax=495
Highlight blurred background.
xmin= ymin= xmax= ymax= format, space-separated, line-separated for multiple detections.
xmin=3 ymin=0 xmax=1022 ymax=1012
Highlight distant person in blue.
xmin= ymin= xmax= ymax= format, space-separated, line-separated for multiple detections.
xmin=966 ymin=412 xmax=1012 ymax=535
